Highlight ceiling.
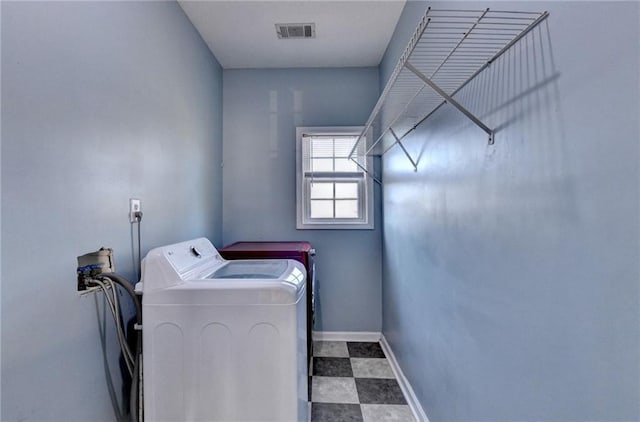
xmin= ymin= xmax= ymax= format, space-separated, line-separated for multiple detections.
xmin=178 ymin=1 xmax=406 ymax=69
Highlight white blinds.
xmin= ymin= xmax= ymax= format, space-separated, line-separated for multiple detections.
xmin=302 ymin=135 xmax=365 ymax=176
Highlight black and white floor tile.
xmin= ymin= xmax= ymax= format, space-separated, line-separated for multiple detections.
xmin=310 ymin=341 xmax=415 ymax=422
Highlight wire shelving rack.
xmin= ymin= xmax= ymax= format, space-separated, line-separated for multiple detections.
xmin=349 ymin=7 xmax=549 ymax=171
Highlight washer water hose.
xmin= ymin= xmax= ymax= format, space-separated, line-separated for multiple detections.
xmin=96 ymin=273 xmax=143 ymax=422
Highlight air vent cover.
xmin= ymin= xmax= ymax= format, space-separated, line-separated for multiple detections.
xmin=276 ymin=23 xmax=315 ymax=39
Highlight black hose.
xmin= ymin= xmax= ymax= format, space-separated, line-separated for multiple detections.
xmin=129 ymin=331 xmax=142 ymax=422
xmin=137 ymin=220 xmax=142 ymax=284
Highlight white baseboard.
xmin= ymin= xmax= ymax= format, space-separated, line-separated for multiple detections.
xmin=380 ymin=335 xmax=430 ymax=422
xmin=312 ymin=331 xmax=381 ymax=342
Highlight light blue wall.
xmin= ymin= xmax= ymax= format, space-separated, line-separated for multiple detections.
xmin=381 ymin=1 xmax=639 ymax=420
xmin=1 ymin=2 xmax=222 ymax=420
xmin=222 ymin=68 xmax=382 ymax=332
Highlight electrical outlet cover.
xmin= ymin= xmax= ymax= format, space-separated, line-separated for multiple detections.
xmin=130 ymin=198 xmax=141 ymax=222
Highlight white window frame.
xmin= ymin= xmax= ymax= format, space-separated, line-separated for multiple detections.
xmin=296 ymin=126 xmax=374 ymax=230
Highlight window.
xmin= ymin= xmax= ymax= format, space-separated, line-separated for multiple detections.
xmin=296 ymin=126 xmax=374 ymax=229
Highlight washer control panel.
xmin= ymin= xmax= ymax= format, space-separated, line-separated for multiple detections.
xmin=163 ymin=238 xmax=220 ymax=276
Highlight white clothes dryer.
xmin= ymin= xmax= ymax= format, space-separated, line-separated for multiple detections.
xmin=136 ymin=238 xmax=307 ymax=422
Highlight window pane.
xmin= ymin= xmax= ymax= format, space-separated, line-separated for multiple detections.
xmin=311 ymin=158 xmax=333 ymax=172
xmin=335 ymin=183 xmax=358 ymax=199
xmin=310 ymin=183 xmax=334 ymax=199
xmin=335 ymin=200 xmax=359 ymax=218
xmin=310 ymin=200 xmax=333 ymax=218
xmin=334 ymin=158 xmax=357 ymax=172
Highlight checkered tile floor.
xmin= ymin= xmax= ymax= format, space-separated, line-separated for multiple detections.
xmin=310 ymin=341 xmax=415 ymax=422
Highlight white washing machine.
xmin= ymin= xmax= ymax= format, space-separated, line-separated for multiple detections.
xmin=136 ymin=238 xmax=307 ymax=422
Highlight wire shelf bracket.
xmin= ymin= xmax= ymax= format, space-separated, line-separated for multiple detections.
xmin=404 ymin=61 xmax=494 ymax=145
xmin=349 ymin=7 xmax=549 ymax=166
xmin=350 ymin=157 xmax=382 ymax=185
xmin=389 ymin=128 xmax=418 ymax=171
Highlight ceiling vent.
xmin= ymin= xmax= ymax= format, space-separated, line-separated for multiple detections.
xmin=276 ymin=23 xmax=315 ymax=39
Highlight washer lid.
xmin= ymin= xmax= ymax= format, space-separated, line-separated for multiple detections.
xmin=207 ymin=260 xmax=289 ymax=279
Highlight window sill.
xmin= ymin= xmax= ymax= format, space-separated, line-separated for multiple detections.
xmin=296 ymin=222 xmax=374 ymax=230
